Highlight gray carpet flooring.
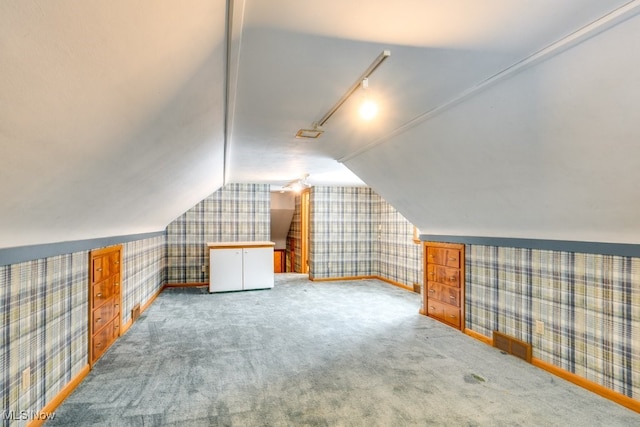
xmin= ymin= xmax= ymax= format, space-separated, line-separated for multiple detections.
xmin=47 ymin=274 xmax=639 ymax=426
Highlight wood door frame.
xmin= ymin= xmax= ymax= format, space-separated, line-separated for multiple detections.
xmin=300 ymin=188 xmax=310 ymax=274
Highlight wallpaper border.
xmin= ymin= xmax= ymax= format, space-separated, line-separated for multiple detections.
xmin=420 ymin=235 xmax=640 ymax=257
xmin=0 ymin=231 xmax=166 ymax=266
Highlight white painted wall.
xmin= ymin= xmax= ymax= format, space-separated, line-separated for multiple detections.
xmin=345 ymin=13 xmax=640 ymax=244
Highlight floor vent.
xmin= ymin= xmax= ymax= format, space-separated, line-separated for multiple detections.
xmin=493 ymin=331 xmax=532 ymax=363
xmin=132 ymin=304 xmax=141 ymax=322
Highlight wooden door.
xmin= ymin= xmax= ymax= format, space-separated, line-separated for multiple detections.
xmin=300 ymin=188 xmax=310 ymax=274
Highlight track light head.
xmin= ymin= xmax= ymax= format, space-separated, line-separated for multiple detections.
xmin=295 ymin=50 xmax=390 ymax=137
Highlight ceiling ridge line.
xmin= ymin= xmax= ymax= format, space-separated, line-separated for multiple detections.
xmin=337 ymin=0 xmax=640 ymax=164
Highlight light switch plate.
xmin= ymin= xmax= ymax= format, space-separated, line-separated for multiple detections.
xmin=22 ymin=367 xmax=30 ymax=390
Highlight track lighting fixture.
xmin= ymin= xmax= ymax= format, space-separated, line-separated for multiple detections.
xmin=296 ymin=50 xmax=390 ymax=138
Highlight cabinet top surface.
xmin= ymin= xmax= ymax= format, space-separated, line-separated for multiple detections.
xmin=207 ymin=241 xmax=275 ymax=248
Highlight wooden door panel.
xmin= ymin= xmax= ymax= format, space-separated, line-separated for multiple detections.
xmin=92 ymin=280 xmax=112 ymax=308
xmin=427 ymin=282 xmax=461 ymax=307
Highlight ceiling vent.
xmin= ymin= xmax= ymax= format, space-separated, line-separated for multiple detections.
xmin=296 ymin=123 xmax=324 ymax=139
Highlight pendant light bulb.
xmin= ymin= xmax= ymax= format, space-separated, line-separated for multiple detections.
xmin=359 ymin=78 xmax=378 ymax=120
xmin=359 ymin=100 xmax=378 ymax=120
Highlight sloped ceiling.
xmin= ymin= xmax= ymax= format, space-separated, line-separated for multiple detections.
xmin=0 ymin=0 xmax=227 ymax=248
xmin=1 ymin=0 xmax=639 ymax=249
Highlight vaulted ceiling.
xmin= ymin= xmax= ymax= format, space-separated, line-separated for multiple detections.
xmin=1 ymin=0 xmax=639 ymax=249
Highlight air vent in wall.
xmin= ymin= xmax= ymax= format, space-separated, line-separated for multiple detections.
xmin=132 ymin=304 xmax=141 ymax=322
xmin=493 ymin=330 xmax=532 ymax=363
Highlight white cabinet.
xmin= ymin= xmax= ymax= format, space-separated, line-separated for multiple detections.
xmin=208 ymin=241 xmax=275 ymax=293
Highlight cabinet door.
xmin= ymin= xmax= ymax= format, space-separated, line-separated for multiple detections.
xmin=273 ymin=250 xmax=284 ymax=273
xmin=242 ymin=247 xmax=275 ymax=290
xmin=92 ymin=280 xmax=112 ymax=309
xmin=444 ymin=249 xmax=461 ymax=268
xmin=109 ymin=250 xmax=121 ymax=273
xmin=210 ymin=248 xmax=243 ymax=292
xmin=91 ymin=255 xmax=108 ymax=284
xmin=427 ymin=282 xmax=461 ymax=307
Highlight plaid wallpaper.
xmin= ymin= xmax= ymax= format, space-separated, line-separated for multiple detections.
xmin=304 ymin=187 xmax=420 ymax=285
xmin=286 ymin=187 xmax=420 ymax=285
xmin=373 ymin=193 xmax=423 ymax=288
xmin=310 ymin=187 xmax=375 ymax=279
xmin=166 ymin=183 xmax=271 ymax=283
xmin=0 ymin=236 xmax=166 ymax=425
xmin=122 ymin=235 xmax=167 ymax=325
xmin=1 ymin=252 xmax=87 ymax=426
xmin=466 ymin=245 xmax=640 ymax=400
